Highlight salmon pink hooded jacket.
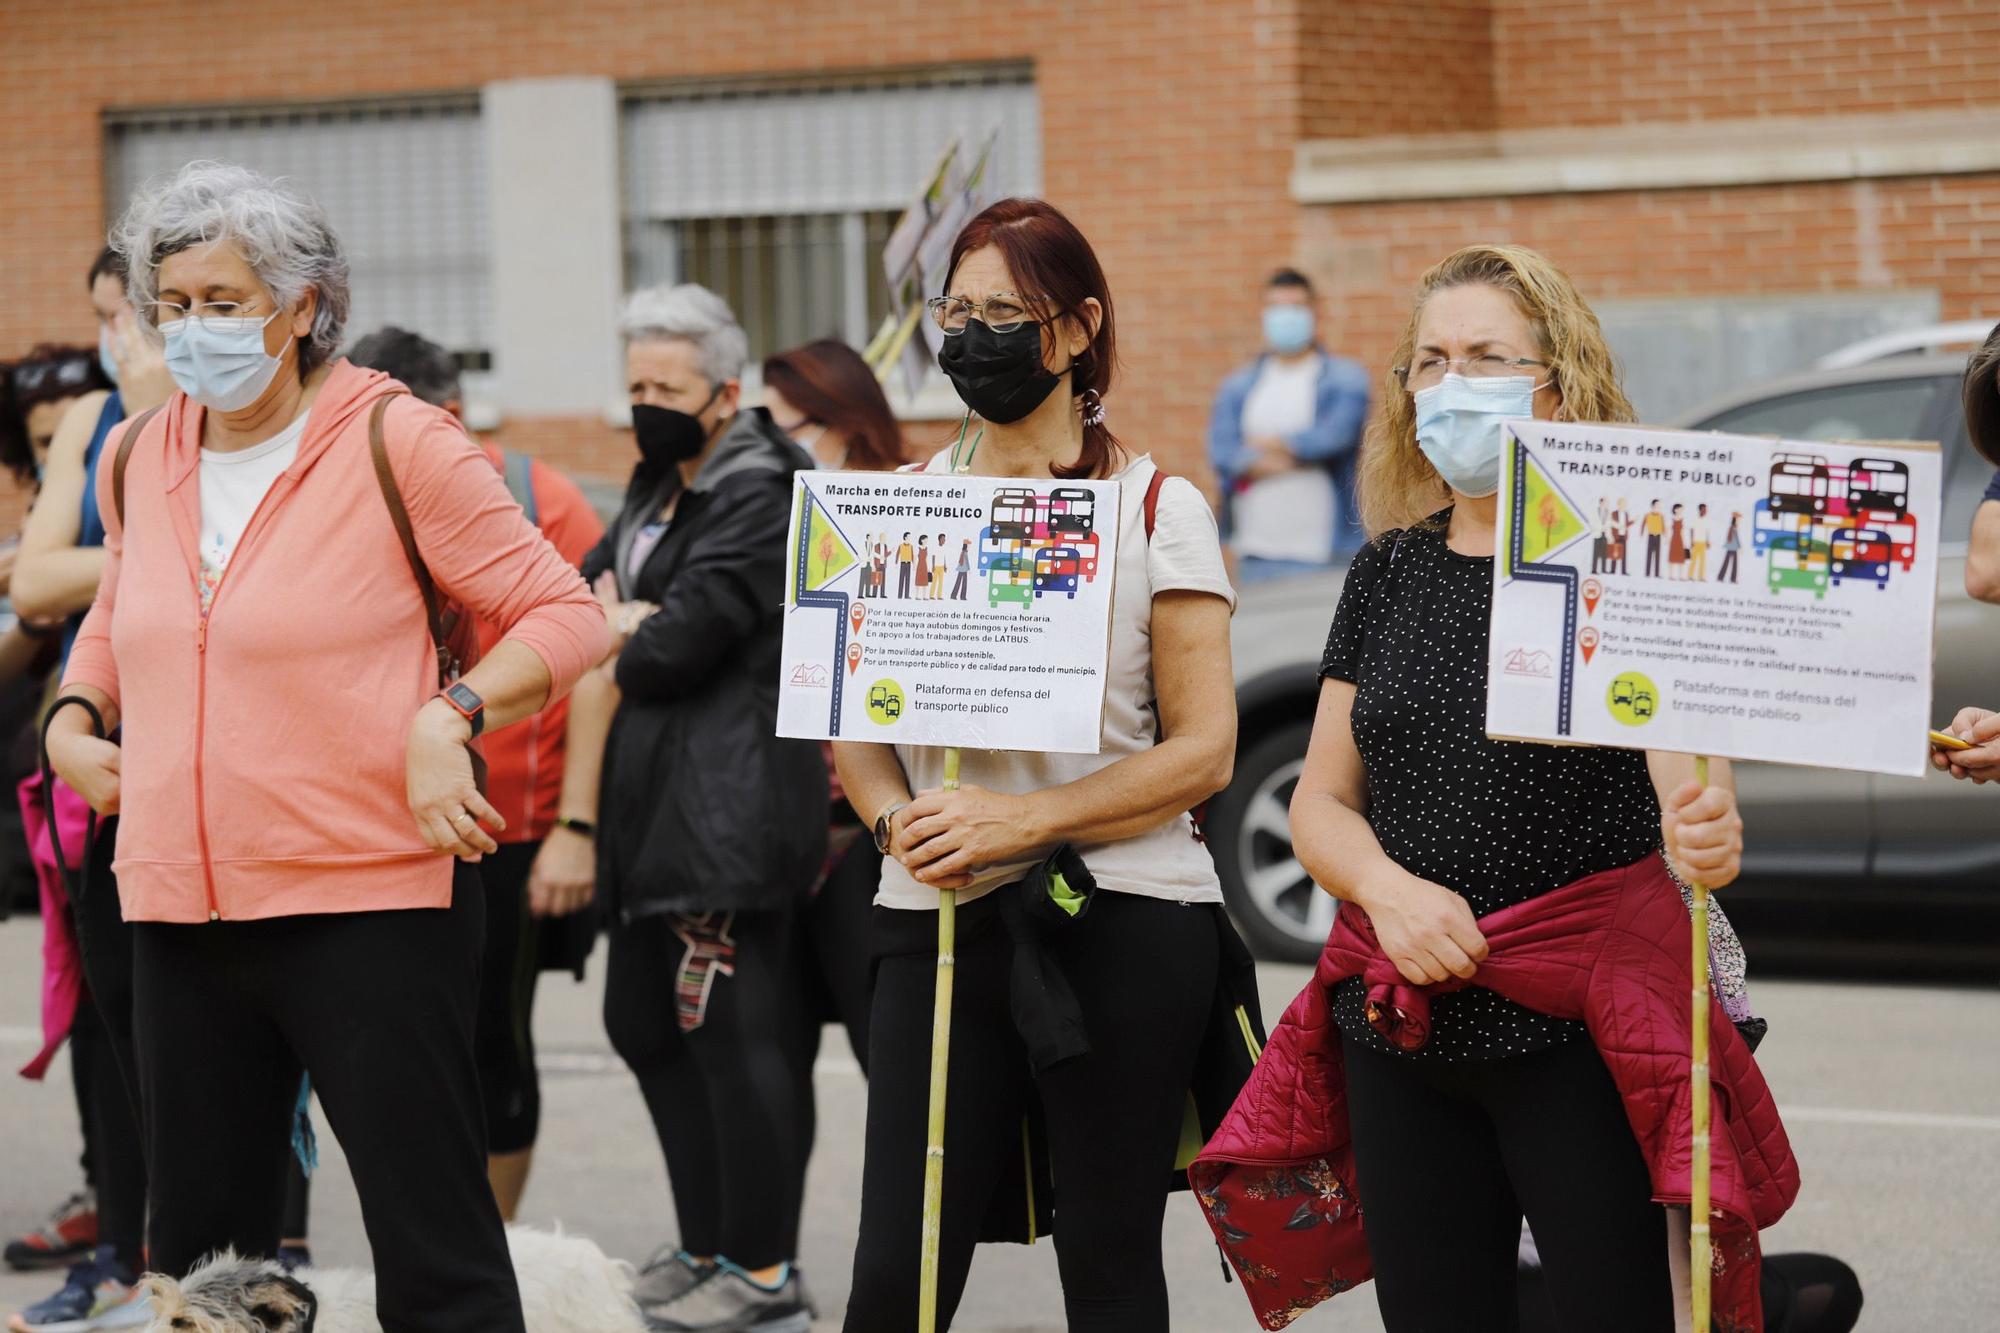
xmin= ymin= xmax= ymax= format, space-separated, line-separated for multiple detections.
xmin=61 ymin=363 xmax=610 ymax=923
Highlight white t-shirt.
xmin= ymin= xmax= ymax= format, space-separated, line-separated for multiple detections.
xmin=198 ymin=410 xmax=308 ymax=610
xmin=876 ymin=452 xmax=1237 ymax=910
xmin=1232 ymin=354 xmax=1336 ymax=562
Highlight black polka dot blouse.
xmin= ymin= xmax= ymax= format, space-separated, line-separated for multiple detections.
xmin=1319 ymin=512 xmax=1662 ymax=1062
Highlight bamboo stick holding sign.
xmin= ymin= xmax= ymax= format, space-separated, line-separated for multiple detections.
xmin=916 ymin=745 xmax=962 ymax=1333
xmin=1688 ymin=752 xmax=1713 ymax=1330
xmin=1487 ymin=419 xmax=1943 ymax=1330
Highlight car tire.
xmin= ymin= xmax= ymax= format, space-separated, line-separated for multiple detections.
xmin=1211 ymin=721 xmax=1332 ymax=964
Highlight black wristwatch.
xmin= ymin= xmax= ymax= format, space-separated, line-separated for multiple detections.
xmin=873 ymin=802 xmax=908 ymax=855
xmin=556 ymin=815 xmax=596 ymax=838
xmin=438 ymin=681 xmax=485 ymax=738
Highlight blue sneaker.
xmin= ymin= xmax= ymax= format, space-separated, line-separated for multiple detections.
xmin=6 ymin=1247 xmax=150 ymax=1332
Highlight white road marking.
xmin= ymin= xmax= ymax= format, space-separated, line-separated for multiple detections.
xmin=1779 ymin=1104 xmax=2000 ymax=1133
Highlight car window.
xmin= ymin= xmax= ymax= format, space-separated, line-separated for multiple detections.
xmin=1695 ymin=378 xmax=1941 ymax=442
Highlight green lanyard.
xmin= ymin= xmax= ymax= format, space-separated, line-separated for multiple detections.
xmin=947 ymin=413 xmax=984 ymax=476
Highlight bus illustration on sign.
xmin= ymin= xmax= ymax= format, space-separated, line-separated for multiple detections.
xmin=1767 ymin=531 xmax=1831 ymax=599
xmin=1875 ymin=512 xmax=1918 ymax=571
xmin=1768 ymin=453 xmax=1832 ymax=517
xmin=987 ymin=553 xmax=1037 ymax=609
xmin=1847 ymin=456 xmax=1910 ymax=518
xmin=1047 ymin=487 xmax=1097 ymax=540
xmin=1033 ymin=546 xmax=1083 ymax=598
xmin=867 ymin=683 xmax=903 ymax=720
xmin=976 ymin=525 xmax=1018 ymax=573
xmin=1829 ymin=527 xmax=1893 ymax=589
xmin=991 ymin=489 xmax=1041 ymax=541
xmin=1750 ymin=499 xmax=1792 ymax=556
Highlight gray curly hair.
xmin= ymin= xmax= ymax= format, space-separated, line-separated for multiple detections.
xmin=620 ymin=283 xmax=748 ymax=384
xmin=112 ymin=160 xmax=351 ymax=376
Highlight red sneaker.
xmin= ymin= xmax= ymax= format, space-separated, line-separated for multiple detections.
xmin=2 ymin=1192 xmax=97 ymax=1272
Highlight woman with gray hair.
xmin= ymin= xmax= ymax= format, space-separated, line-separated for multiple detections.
xmin=586 ymin=283 xmax=826 ymax=1331
xmin=42 ymin=160 xmax=608 ymax=1332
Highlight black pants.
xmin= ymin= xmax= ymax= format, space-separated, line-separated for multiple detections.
xmin=1718 ymin=549 xmax=1739 ymax=583
xmin=1342 ymin=1035 xmax=1671 ymax=1333
xmin=133 ymin=865 xmax=523 ymax=1333
xmin=1645 ymin=534 xmax=1662 ymax=576
xmin=475 ymin=840 xmax=545 ymax=1154
xmin=844 ymin=892 xmax=1218 ymax=1333
xmin=604 ymin=906 xmax=813 ymax=1269
xmin=66 ymin=817 xmax=147 ymax=1269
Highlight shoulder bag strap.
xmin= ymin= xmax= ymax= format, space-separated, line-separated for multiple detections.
xmin=110 ymin=405 xmax=167 ymax=529
xmin=1143 ymin=467 xmax=1168 ymax=542
xmin=367 ymin=393 xmax=453 ymax=688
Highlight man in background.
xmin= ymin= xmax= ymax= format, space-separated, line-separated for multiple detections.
xmin=1207 ymin=267 xmax=1371 ymax=582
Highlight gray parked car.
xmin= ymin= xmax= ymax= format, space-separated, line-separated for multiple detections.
xmin=1218 ymin=349 xmax=2000 ymax=971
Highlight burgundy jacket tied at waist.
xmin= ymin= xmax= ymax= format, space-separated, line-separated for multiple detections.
xmin=1190 ymin=853 xmax=1800 ymax=1332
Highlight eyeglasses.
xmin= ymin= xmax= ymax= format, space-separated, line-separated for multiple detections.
xmin=925 ymin=293 xmax=1057 ymax=336
xmin=9 ymin=356 xmax=96 ymax=397
xmin=1394 ymin=354 xmax=1549 ymax=392
xmin=144 ymin=299 xmax=271 ymax=331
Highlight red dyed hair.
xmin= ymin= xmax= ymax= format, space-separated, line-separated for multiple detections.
xmin=943 ymin=197 xmax=1121 ymax=480
xmin=763 ymin=338 xmax=907 ymax=471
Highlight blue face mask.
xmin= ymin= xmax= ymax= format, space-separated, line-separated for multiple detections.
xmin=1262 ymin=304 xmax=1315 ymax=355
xmin=1412 ymin=373 xmax=1543 ymax=498
xmin=161 ymin=312 xmax=286 ymax=412
xmin=97 ymin=326 xmax=121 ymax=387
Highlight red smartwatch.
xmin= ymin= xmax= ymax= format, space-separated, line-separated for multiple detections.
xmin=438 ymin=681 xmax=485 ymax=738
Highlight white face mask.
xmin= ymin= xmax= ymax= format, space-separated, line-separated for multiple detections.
xmin=161 ymin=311 xmax=286 ymax=412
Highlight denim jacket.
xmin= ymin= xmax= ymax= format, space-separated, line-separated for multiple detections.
xmin=1207 ymin=351 xmax=1372 ymax=558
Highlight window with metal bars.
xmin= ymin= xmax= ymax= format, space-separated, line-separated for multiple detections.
xmin=621 ymin=68 xmax=1041 ymax=370
xmin=103 ymin=95 xmax=492 ymax=370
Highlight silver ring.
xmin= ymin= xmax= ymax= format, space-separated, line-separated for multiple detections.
xmin=456 ymin=813 xmax=474 ymax=826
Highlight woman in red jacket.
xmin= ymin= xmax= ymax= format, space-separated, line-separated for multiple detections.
xmin=1287 ymin=245 xmax=1744 ymax=1330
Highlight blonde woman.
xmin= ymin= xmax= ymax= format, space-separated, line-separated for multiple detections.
xmin=1286 ymin=246 xmax=1747 ymax=1329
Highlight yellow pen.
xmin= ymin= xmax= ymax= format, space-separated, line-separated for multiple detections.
xmin=1929 ymin=729 xmax=1973 ymax=752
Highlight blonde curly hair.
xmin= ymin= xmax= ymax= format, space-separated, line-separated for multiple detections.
xmin=1357 ymin=245 xmax=1635 ymax=538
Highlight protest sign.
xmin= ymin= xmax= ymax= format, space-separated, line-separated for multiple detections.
xmin=1487 ymin=419 xmax=1941 ymax=777
xmin=777 ymin=470 xmax=1120 ymax=753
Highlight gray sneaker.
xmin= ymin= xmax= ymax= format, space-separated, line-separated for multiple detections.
xmin=633 ymin=1248 xmax=714 ymax=1314
xmin=643 ymin=1262 xmax=812 ymax=1333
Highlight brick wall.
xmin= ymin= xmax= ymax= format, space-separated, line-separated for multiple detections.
xmin=0 ymin=0 xmax=1320 ymax=532
xmin=1493 ymin=0 xmax=2000 ymax=127
xmin=1299 ymin=173 xmax=2000 ymax=398
xmin=1302 ymin=0 xmax=1495 ymax=139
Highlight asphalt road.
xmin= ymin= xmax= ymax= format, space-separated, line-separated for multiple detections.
xmin=1 ymin=914 xmax=1995 ymax=1331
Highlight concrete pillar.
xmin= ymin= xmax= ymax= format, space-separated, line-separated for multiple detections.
xmin=482 ymin=77 xmax=624 ymax=419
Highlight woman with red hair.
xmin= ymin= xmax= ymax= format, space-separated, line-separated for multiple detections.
xmin=834 ymin=198 xmax=1250 ymax=1331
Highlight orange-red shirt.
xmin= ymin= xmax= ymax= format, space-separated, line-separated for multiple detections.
xmin=473 ymin=444 xmax=605 ymax=844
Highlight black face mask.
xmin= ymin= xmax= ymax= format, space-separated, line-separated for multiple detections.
xmin=937 ymin=318 xmax=1065 ymax=425
xmin=631 ymin=384 xmax=725 ymax=469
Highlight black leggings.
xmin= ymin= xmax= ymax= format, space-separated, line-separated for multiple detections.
xmin=475 ymin=840 xmax=545 ymax=1155
xmin=604 ymin=906 xmax=813 ymax=1269
xmin=65 ymin=817 xmax=147 ymax=1270
xmin=133 ymin=865 xmax=523 ymax=1333
xmin=1343 ymin=1035 xmax=1672 ymax=1333
xmin=844 ymin=892 xmax=1218 ymax=1333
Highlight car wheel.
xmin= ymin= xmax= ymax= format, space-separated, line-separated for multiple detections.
xmin=1211 ymin=721 xmax=1331 ymax=964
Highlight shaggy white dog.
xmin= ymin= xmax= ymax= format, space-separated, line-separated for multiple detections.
xmin=140 ymin=1226 xmax=648 ymax=1333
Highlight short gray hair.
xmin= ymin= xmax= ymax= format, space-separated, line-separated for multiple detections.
xmin=620 ymin=283 xmax=747 ymax=384
xmin=113 ymin=160 xmax=351 ymax=375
